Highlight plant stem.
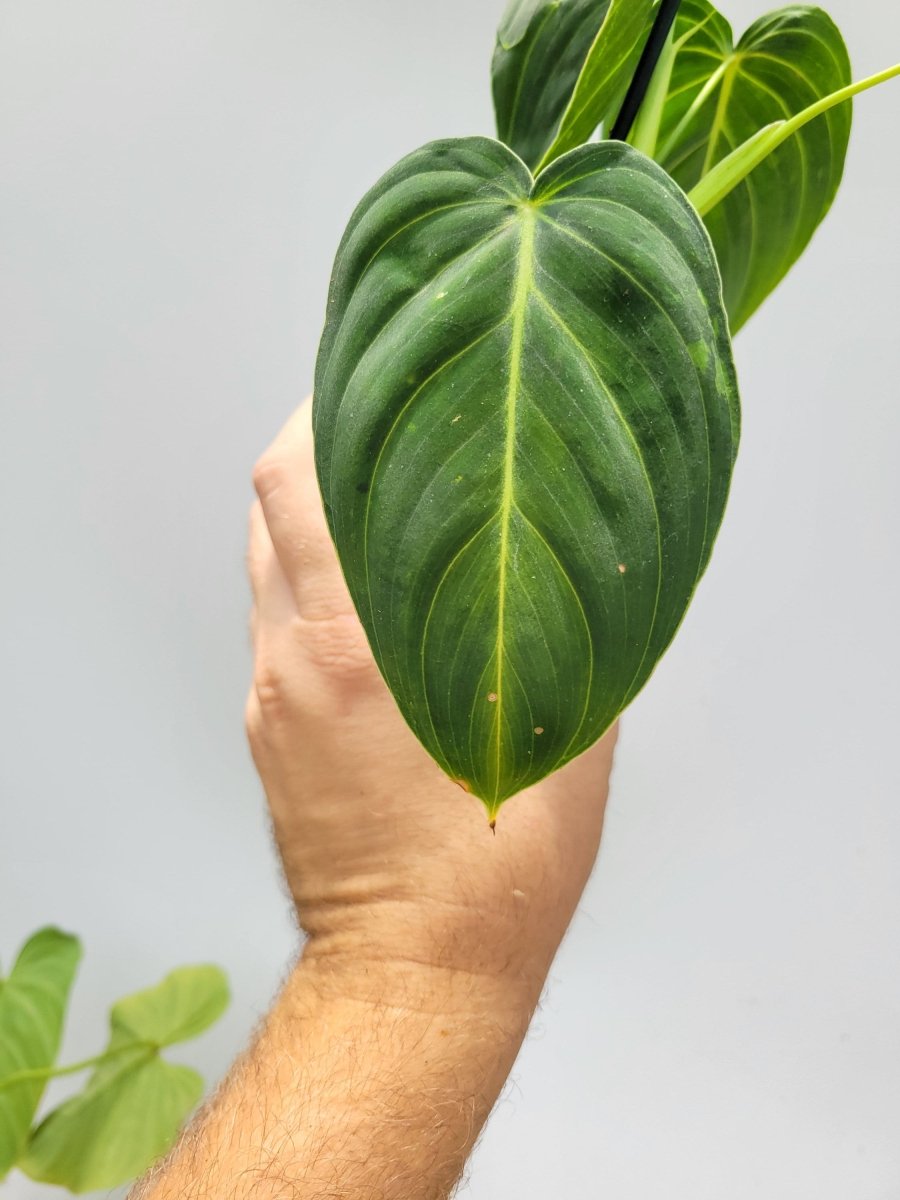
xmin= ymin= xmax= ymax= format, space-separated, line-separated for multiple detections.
xmin=611 ymin=0 xmax=684 ymax=141
xmin=629 ymin=23 xmax=677 ymax=156
xmin=0 ymin=1040 xmax=155 ymax=1092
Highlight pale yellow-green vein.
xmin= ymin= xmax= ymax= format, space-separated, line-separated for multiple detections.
xmin=491 ymin=206 xmax=536 ymax=809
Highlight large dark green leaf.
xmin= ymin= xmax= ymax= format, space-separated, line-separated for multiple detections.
xmin=653 ymin=1 xmax=851 ymax=330
xmin=492 ymin=0 xmax=656 ymax=172
xmin=21 ymin=965 xmax=228 ymax=1192
xmin=0 ymin=928 xmax=81 ymax=1178
xmin=314 ymin=137 xmax=740 ymax=816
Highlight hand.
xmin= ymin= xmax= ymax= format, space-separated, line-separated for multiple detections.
xmin=134 ymin=400 xmax=619 ymax=1200
xmin=246 ymin=399 xmax=618 ymax=1009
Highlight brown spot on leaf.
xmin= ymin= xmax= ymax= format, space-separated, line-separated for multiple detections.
xmin=534 ymin=726 xmax=544 ymax=735
xmin=487 ymin=692 xmax=498 ymax=703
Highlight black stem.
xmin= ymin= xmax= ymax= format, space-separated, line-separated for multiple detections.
xmin=609 ymin=0 xmax=683 ymax=141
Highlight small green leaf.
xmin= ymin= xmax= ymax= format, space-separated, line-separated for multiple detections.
xmin=314 ymin=136 xmax=739 ymax=816
xmin=654 ymin=1 xmax=852 ymax=330
xmin=20 ymin=1055 xmax=203 ymax=1193
xmin=20 ymin=965 xmax=228 ymax=1193
xmin=492 ymin=0 xmax=656 ymax=172
xmin=110 ymin=963 xmax=230 ymax=1048
xmin=0 ymin=928 xmax=81 ymax=1178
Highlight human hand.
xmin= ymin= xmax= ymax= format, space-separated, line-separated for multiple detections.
xmin=246 ymin=399 xmax=618 ymax=1009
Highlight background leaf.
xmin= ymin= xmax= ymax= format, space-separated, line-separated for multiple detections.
xmin=21 ymin=1055 xmax=202 ymax=1193
xmin=538 ymin=0 xmax=658 ymax=168
xmin=0 ymin=928 xmax=81 ymax=1178
xmin=314 ymin=137 xmax=739 ymax=815
xmin=654 ymin=0 xmax=852 ymax=330
xmin=493 ymin=0 xmax=655 ymax=171
xmin=20 ymin=965 xmax=228 ymax=1192
xmin=109 ymin=963 xmax=230 ymax=1048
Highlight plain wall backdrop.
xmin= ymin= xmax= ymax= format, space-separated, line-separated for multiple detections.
xmin=2 ymin=2 xmax=899 ymax=1196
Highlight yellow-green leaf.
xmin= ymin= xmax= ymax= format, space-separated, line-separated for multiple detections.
xmin=20 ymin=965 xmax=228 ymax=1193
xmin=21 ymin=1055 xmax=202 ymax=1193
xmin=0 ymin=928 xmax=81 ymax=1178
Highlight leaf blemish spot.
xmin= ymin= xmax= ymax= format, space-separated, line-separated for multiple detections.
xmin=618 ymin=563 xmax=627 ymax=574
xmin=451 ymin=413 xmax=462 ymax=423
xmin=487 ymin=692 xmax=498 ymax=703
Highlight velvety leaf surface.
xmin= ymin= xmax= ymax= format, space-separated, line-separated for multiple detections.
xmin=314 ymin=137 xmax=740 ymax=815
xmin=0 ymin=928 xmax=81 ymax=1178
xmin=655 ymin=0 xmax=851 ymax=330
xmin=492 ymin=0 xmax=655 ymax=171
xmin=493 ymin=0 xmax=611 ymax=170
xmin=20 ymin=966 xmax=227 ymax=1192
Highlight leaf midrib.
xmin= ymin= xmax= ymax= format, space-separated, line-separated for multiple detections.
xmin=702 ymin=52 xmax=741 ymax=174
xmin=491 ymin=205 xmax=537 ymax=807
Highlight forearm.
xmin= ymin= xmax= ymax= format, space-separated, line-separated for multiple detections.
xmin=143 ymin=400 xmax=614 ymax=1199
xmin=134 ymin=946 xmax=541 ymax=1200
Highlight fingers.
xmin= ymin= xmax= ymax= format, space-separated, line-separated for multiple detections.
xmin=247 ymin=501 xmax=297 ymax=632
xmin=252 ymin=399 xmax=354 ymax=621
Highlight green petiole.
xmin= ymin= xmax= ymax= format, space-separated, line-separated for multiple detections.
xmin=689 ymin=61 xmax=900 ymax=216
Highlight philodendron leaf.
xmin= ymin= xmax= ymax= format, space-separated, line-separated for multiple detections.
xmin=689 ymin=60 xmax=900 ymax=218
xmin=22 ymin=1057 xmax=202 ymax=1195
xmin=653 ymin=0 xmax=851 ymax=331
xmin=0 ymin=928 xmax=81 ymax=1178
xmin=108 ymin=962 xmax=229 ymax=1048
xmin=21 ymin=965 xmax=228 ymax=1193
xmin=493 ymin=0 xmax=612 ymax=169
xmin=314 ymin=137 xmax=740 ymax=817
xmin=492 ymin=0 xmax=656 ymax=172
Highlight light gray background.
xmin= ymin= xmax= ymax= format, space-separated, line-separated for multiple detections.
xmin=2 ymin=2 xmax=899 ymax=1196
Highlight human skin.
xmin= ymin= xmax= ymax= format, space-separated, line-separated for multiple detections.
xmin=134 ymin=399 xmax=618 ymax=1200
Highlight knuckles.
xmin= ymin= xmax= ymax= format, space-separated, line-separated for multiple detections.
xmin=247 ymin=659 xmax=296 ymax=752
xmin=244 ymin=691 xmax=267 ymax=755
xmin=300 ymin=613 xmax=378 ymax=680
xmin=252 ymin=451 xmax=288 ymax=503
xmin=247 ymin=614 xmax=381 ymax=746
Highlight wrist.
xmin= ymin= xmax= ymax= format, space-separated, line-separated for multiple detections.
xmin=297 ymin=897 xmax=556 ymax=1023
